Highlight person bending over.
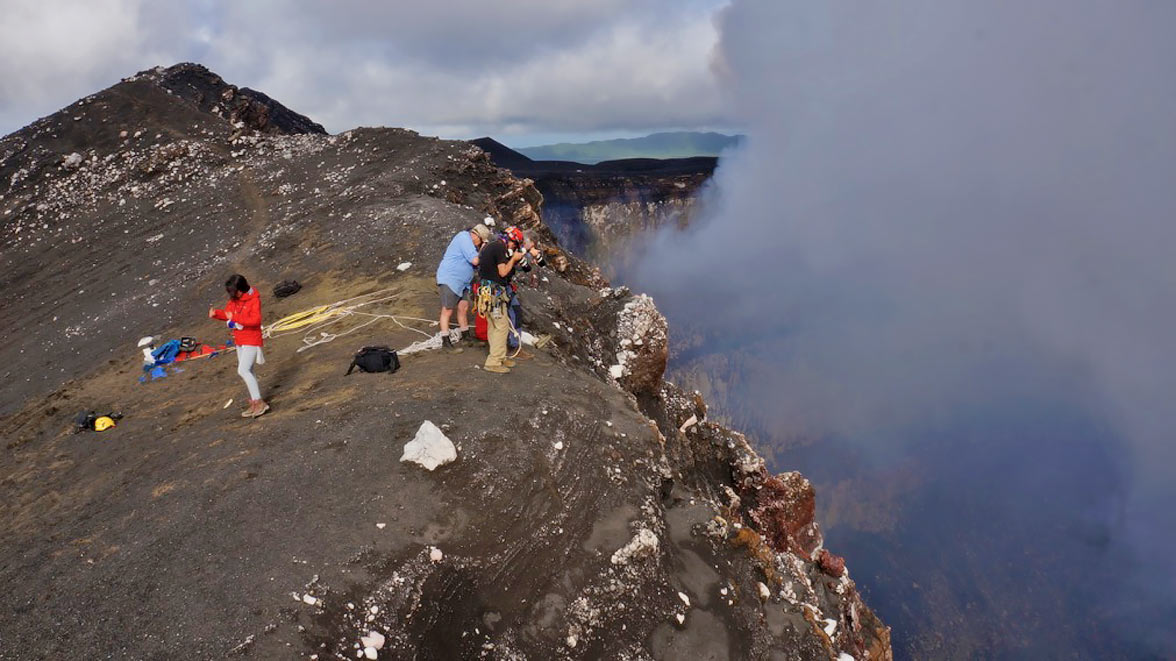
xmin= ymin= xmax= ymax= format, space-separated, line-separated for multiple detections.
xmin=435 ymin=224 xmax=491 ymax=353
xmin=209 ymin=274 xmax=268 ymax=417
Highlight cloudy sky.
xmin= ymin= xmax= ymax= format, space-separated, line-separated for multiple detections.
xmin=0 ymin=0 xmax=731 ymax=144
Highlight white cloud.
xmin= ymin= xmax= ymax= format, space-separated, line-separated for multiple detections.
xmin=0 ymin=0 xmax=729 ymax=139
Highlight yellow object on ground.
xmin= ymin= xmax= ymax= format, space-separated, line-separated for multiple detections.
xmin=94 ymin=416 xmax=116 ymax=432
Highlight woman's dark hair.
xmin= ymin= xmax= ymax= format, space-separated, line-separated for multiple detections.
xmin=225 ymin=274 xmax=250 ymax=296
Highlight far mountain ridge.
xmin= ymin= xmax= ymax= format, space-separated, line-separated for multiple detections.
xmin=516 ymin=130 xmax=743 ymax=164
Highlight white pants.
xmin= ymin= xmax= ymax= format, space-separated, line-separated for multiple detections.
xmin=237 ymin=345 xmax=265 ymax=400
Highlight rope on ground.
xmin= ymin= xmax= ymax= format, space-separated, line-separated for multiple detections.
xmin=264 ymin=285 xmax=443 ymax=354
xmin=264 ymin=283 xmax=528 ymax=358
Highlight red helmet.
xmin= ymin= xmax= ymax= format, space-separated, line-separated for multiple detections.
xmin=505 ymin=226 xmax=524 ymax=245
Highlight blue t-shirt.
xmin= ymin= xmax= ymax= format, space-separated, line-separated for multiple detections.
xmin=435 ymin=231 xmax=479 ymax=294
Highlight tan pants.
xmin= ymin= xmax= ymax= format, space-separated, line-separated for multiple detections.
xmin=484 ymin=305 xmax=510 ymax=368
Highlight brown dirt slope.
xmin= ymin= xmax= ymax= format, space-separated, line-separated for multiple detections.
xmin=0 ymin=65 xmax=888 ymax=659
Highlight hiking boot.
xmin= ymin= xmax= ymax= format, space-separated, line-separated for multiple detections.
xmin=502 ymin=358 xmax=517 ymax=368
xmin=441 ymin=335 xmax=464 ymax=354
xmin=484 ymin=364 xmax=511 ymax=374
xmin=241 ymin=402 xmax=257 ymax=418
xmin=513 ymin=348 xmax=534 ymax=360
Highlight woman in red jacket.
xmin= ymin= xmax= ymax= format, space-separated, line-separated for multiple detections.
xmin=209 ymin=274 xmax=269 ymax=417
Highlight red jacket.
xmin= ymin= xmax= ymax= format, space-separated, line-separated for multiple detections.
xmin=212 ymin=288 xmax=264 ymax=346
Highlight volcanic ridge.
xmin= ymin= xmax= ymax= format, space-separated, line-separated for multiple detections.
xmin=0 ymin=63 xmax=889 ymax=659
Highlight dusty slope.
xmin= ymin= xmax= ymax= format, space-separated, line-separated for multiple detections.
xmin=0 ymin=64 xmax=888 ymax=659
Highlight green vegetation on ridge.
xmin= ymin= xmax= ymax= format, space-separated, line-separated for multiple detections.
xmin=517 ymin=131 xmax=743 ymax=164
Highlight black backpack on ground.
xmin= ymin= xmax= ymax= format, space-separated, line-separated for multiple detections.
xmin=178 ymin=337 xmax=199 ymax=353
xmin=346 ymin=346 xmax=400 ymax=375
xmin=273 ymin=280 xmax=302 ymax=298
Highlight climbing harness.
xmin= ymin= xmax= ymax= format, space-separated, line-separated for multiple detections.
xmin=474 ymin=280 xmax=522 ymax=358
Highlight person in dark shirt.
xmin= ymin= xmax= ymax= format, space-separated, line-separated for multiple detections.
xmin=477 ymin=227 xmax=540 ymax=373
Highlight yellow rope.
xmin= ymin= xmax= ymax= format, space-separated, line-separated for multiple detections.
xmin=264 ymin=305 xmax=336 ymax=334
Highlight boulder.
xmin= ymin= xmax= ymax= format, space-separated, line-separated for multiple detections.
xmin=399 ymin=421 xmax=457 ymax=471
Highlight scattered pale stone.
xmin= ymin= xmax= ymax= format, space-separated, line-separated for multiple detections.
xmin=679 ymin=414 xmax=698 ymax=433
xmin=400 ymin=421 xmax=457 ymax=470
xmin=678 ymin=592 xmax=691 ymax=607
xmin=823 ymin=618 xmax=837 ymax=636
xmin=553 ymin=441 xmax=564 ymax=451
xmin=838 ymin=654 xmax=856 ymax=661
xmin=429 ymin=547 xmax=443 ymax=562
xmin=361 ymin=631 xmax=385 ymax=649
xmin=566 ymin=635 xmax=577 ymax=648
xmin=370 ymin=605 xmax=379 ymax=614
xmin=376 ymin=523 xmax=386 ymax=529
xmin=223 ymin=399 xmax=233 ymax=409
xmin=302 ymin=594 xmax=317 ymax=606
xmin=757 ymin=582 xmax=770 ymax=600
xmin=608 ymin=365 xmax=624 ymax=379
xmin=611 ymin=528 xmax=658 ymax=565
xmin=396 ymin=262 xmax=411 ymax=271
xmin=675 ymin=613 xmax=686 ymax=625
xmin=363 ymin=647 xmax=377 ymax=660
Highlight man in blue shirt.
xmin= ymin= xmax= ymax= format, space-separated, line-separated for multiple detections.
xmin=436 ymin=224 xmax=491 ymax=352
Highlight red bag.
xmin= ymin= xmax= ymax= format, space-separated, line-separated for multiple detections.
xmin=475 ymin=310 xmax=488 ymax=341
xmin=472 ymin=282 xmax=489 ymax=341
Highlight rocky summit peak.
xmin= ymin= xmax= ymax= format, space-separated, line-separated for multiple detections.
xmin=123 ymin=62 xmax=326 ymax=136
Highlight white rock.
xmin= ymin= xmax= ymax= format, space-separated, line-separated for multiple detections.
xmin=400 ymin=421 xmax=457 ymax=470
xmin=679 ymin=414 xmax=698 ymax=433
xmin=361 ymin=631 xmax=385 ymax=649
xmin=610 ymin=528 xmax=659 ymax=565
xmin=823 ymin=618 xmax=837 ymax=636
xmin=608 ymin=365 xmax=624 ymax=379
xmin=838 ymin=654 xmax=856 ymax=661
xmin=566 ymin=635 xmax=577 ymax=648
xmin=223 ymin=399 xmax=233 ymax=409
xmin=553 ymin=441 xmax=564 ymax=451
xmin=396 ymin=262 xmax=411 ymax=271
xmin=677 ymin=592 xmax=690 ymax=607
xmin=483 ymin=216 xmax=496 ymax=226
xmin=302 ymin=594 xmax=318 ymax=606
xmin=757 ymin=582 xmax=770 ymax=600
xmin=363 ymin=647 xmax=377 ymax=660
xmin=370 ymin=605 xmax=379 ymax=614
xmin=376 ymin=523 xmax=386 ymax=529
xmin=675 ymin=613 xmax=686 ymax=625
xmin=429 ymin=547 xmax=444 ymax=562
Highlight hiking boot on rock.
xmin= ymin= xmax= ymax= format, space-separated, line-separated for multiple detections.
xmin=502 ymin=358 xmax=517 ymax=368
xmin=442 ymin=335 xmax=464 ymax=353
xmin=484 ymin=365 xmax=511 ymax=374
